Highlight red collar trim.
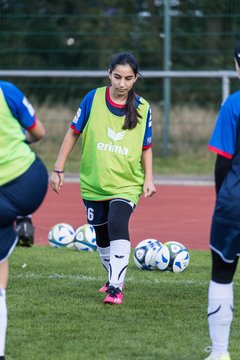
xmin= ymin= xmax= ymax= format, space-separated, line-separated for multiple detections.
xmin=106 ymin=86 xmax=125 ymax=109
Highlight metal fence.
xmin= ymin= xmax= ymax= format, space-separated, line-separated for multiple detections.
xmin=0 ymin=69 xmax=236 ymax=100
xmin=0 ymin=69 xmax=237 ymax=157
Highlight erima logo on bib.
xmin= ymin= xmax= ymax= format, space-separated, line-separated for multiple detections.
xmin=97 ymin=127 xmax=128 ymax=154
xmin=97 ymin=142 xmax=128 ymax=154
xmin=107 ymin=127 xmax=125 ymax=141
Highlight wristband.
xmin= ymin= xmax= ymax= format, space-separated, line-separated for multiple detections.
xmin=53 ymin=169 xmax=64 ymax=174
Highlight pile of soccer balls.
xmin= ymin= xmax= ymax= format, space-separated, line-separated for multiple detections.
xmin=133 ymin=239 xmax=190 ymax=273
xmin=48 ymin=223 xmax=97 ymax=252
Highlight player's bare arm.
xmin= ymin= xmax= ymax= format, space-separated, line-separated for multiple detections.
xmin=50 ymin=128 xmax=80 ymax=194
xmin=141 ymin=147 xmax=156 ymax=197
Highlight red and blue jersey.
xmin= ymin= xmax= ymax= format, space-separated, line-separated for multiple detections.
xmin=0 ymin=80 xmax=36 ymax=130
xmin=208 ymin=90 xmax=240 ymax=159
xmin=71 ymin=86 xmax=152 ymax=149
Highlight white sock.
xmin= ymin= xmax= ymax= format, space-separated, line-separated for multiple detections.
xmin=97 ymin=246 xmax=110 ymax=273
xmin=208 ymin=281 xmax=233 ymax=356
xmin=109 ymin=240 xmax=131 ymax=290
xmin=0 ymin=288 xmax=7 ymax=356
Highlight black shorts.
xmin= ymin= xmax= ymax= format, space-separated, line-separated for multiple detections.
xmin=83 ymin=198 xmax=135 ymax=225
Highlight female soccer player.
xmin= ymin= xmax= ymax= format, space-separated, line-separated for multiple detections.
xmin=205 ymin=43 xmax=240 ymax=360
xmin=0 ymin=81 xmax=48 ymax=360
xmin=50 ymin=52 xmax=156 ymax=305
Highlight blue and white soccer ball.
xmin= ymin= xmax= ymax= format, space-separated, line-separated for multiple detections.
xmin=164 ymin=241 xmax=190 ymax=273
xmin=74 ymin=224 xmax=97 ymax=251
xmin=155 ymin=243 xmax=170 ymax=270
xmin=133 ymin=239 xmax=162 ymax=270
xmin=48 ymin=223 xmax=75 ymax=248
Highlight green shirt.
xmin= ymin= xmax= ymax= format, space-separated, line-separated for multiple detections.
xmin=0 ymin=88 xmax=35 ymax=186
xmin=80 ymin=87 xmax=150 ymax=205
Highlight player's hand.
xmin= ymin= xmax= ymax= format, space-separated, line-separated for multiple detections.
xmin=143 ymin=179 xmax=156 ymax=198
xmin=50 ymin=171 xmax=64 ymax=195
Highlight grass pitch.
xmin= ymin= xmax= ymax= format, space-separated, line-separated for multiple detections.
xmin=6 ymin=247 xmax=240 ymax=360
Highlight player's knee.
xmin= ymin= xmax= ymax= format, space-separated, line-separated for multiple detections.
xmin=211 ymin=251 xmax=238 ymax=283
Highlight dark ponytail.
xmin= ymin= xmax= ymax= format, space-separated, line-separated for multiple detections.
xmin=109 ymin=52 xmax=142 ymax=130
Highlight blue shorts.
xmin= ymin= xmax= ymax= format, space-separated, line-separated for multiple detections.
xmin=211 ymin=163 xmax=240 ymax=263
xmin=0 ymin=157 xmax=48 ymax=262
xmin=210 ymin=218 xmax=240 ymax=263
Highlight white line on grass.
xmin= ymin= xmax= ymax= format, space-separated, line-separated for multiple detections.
xmin=11 ymin=272 xmax=240 ymax=287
